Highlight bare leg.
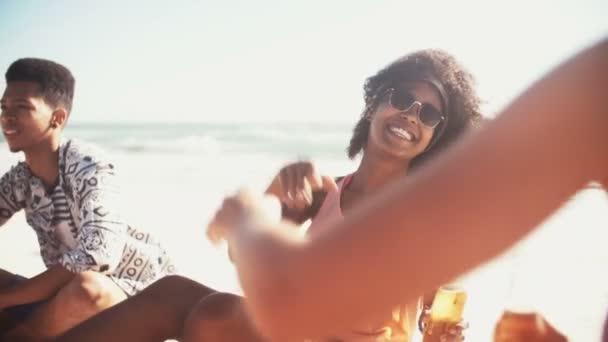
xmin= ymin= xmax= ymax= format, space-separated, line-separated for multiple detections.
xmin=182 ymin=292 xmax=266 ymax=342
xmin=57 ymin=275 xmax=215 ymax=342
xmin=4 ymin=271 xmax=127 ymax=341
xmin=0 ymin=269 xmax=22 ymax=333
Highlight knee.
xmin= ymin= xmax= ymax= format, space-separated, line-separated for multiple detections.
xmin=145 ymin=275 xmax=216 ymax=305
xmin=189 ymin=292 xmax=243 ymax=321
xmin=182 ymin=293 xmax=266 ymax=342
xmin=66 ymin=271 xmax=115 ymax=310
xmin=183 ymin=293 xmax=257 ymax=341
xmin=152 ymin=275 xmax=208 ymax=294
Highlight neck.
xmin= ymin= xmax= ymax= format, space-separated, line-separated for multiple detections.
xmin=24 ymin=136 xmax=61 ymax=190
xmin=349 ymin=150 xmax=411 ymax=194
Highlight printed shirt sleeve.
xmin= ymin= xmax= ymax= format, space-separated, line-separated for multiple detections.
xmin=0 ymin=166 xmax=25 ymax=227
xmin=59 ymin=151 xmax=128 ymax=274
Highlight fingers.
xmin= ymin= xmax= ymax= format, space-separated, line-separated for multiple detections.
xmin=207 ymin=213 xmax=227 ymax=245
xmin=420 ymin=318 xmax=466 ymax=342
xmin=439 ymin=321 xmax=467 ymax=342
xmin=304 ymin=165 xmax=323 ymax=190
xmin=207 ymin=190 xmax=283 ymax=245
xmin=446 ymin=325 xmax=465 ymax=337
xmin=207 ymin=197 xmax=241 ymax=245
xmin=278 ymin=166 xmax=294 ymax=203
xmin=455 ymin=321 xmax=469 ymax=330
xmin=418 ymin=309 xmax=430 ymax=333
xmin=293 ymin=164 xmax=312 ymax=209
xmin=207 ymin=224 xmax=224 ymax=245
xmin=206 ymin=192 xmax=252 ymax=244
xmin=278 ymin=161 xmax=333 ymax=210
xmin=321 ymin=175 xmax=339 ymax=192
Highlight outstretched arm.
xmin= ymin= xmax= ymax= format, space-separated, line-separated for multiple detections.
xmin=218 ymin=38 xmax=608 ymax=340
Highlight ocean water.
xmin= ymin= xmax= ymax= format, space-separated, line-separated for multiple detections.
xmin=1 ymin=122 xmax=607 ymax=341
xmin=0 ymin=121 xmax=359 ymax=290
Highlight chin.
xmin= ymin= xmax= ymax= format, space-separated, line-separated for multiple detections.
xmin=389 ymin=147 xmax=425 ymax=161
xmin=7 ymin=144 xmax=23 ymax=153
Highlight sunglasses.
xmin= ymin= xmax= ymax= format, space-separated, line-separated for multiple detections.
xmin=387 ymin=88 xmax=445 ymax=129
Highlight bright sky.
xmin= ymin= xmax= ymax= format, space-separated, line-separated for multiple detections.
xmin=0 ymin=0 xmax=606 ymax=123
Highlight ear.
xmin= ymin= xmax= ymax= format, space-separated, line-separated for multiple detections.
xmin=51 ymin=109 xmax=68 ymax=129
xmin=363 ymin=105 xmax=375 ymax=122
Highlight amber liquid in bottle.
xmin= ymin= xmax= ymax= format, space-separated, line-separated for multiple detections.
xmin=422 ymin=285 xmax=467 ymax=342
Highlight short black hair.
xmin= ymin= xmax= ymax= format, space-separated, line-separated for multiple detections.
xmin=5 ymin=58 xmax=75 ymax=114
xmin=348 ymin=49 xmax=483 ymax=169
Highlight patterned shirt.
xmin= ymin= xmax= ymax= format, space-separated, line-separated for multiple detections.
xmin=0 ymin=138 xmax=175 ymax=295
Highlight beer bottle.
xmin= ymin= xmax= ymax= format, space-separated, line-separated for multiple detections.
xmin=422 ymin=285 xmax=467 ymax=342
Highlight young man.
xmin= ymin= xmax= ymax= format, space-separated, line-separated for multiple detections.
xmin=0 ymin=58 xmax=175 ymax=340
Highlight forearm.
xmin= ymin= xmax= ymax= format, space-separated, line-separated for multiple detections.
xmin=0 ymin=265 xmax=74 ymax=307
xmin=227 ymin=219 xmax=308 ymax=340
xmin=231 ymin=39 xmax=608 ymax=339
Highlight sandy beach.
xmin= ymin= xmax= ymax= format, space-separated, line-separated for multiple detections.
xmin=1 ymin=131 xmax=607 ymax=341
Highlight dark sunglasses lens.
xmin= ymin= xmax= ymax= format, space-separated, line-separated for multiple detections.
xmin=420 ymin=107 xmax=442 ymax=128
xmin=390 ymin=91 xmax=415 ymax=111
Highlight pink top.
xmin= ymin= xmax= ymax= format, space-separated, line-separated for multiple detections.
xmin=306 ymin=175 xmax=352 ymax=238
xmin=305 ymin=174 xmax=418 ymax=341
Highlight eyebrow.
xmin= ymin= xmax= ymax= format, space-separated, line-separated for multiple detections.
xmin=0 ymin=98 xmax=35 ymax=105
xmin=14 ymin=98 xmax=33 ymax=103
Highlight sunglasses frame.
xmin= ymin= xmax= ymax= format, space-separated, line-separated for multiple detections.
xmin=387 ymin=88 xmax=446 ymax=129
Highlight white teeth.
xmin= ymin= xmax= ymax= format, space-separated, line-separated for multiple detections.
xmin=3 ymin=129 xmax=17 ymax=135
xmin=389 ymin=126 xmax=413 ymax=141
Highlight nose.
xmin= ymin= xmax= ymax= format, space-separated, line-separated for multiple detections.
xmin=0 ymin=111 xmax=16 ymax=125
xmin=400 ymin=101 xmax=423 ymax=125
